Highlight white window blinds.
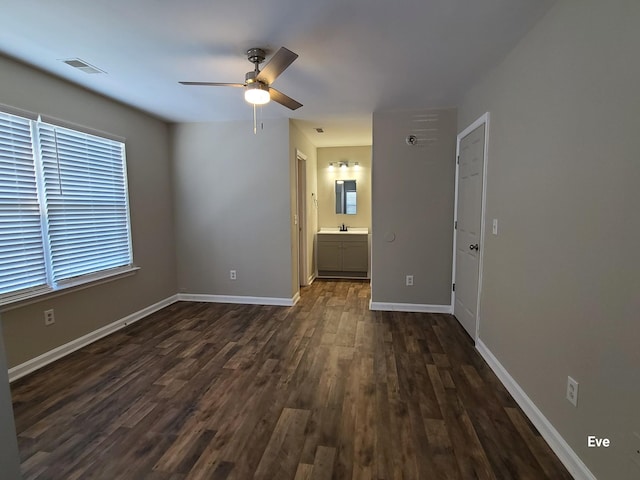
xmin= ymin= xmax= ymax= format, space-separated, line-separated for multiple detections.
xmin=0 ymin=107 xmax=133 ymax=304
xmin=0 ymin=112 xmax=48 ymax=297
xmin=37 ymin=122 xmax=132 ymax=284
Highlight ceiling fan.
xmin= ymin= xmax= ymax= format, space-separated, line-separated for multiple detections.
xmin=180 ymin=46 xmax=302 ymax=110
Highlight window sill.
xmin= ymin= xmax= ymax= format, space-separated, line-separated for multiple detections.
xmin=0 ymin=265 xmax=140 ymax=313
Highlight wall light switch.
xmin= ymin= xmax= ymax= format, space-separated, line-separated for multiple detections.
xmin=566 ymin=376 xmax=579 ymax=407
xmin=492 ymin=218 xmax=498 ymax=235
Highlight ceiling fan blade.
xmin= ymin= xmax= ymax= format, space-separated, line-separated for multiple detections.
xmin=179 ymin=82 xmax=245 ymax=87
xmin=256 ymin=47 xmax=298 ymax=85
xmin=268 ymin=87 xmax=302 ymax=110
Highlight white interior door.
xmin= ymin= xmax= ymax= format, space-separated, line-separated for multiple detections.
xmin=454 ymin=122 xmax=486 ymax=339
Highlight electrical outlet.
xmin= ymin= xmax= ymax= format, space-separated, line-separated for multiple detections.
xmin=566 ymin=376 xmax=578 ymax=407
xmin=406 ymin=275 xmax=414 ymax=286
xmin=230 ymin=270 xmax=237 ymax=280
xmin=44 ymin=309 xmax=55 ymax=326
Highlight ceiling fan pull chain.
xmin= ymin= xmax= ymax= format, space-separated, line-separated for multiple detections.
xmin=253 ymin=103 xmax=257 ymax=135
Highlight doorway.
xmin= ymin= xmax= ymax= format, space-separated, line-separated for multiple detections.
xmin=453 ymin=113 xmax=489 ymax=341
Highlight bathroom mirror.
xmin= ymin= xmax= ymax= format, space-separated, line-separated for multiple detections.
xmin=335 ymin=180 xmax=356 ymax=214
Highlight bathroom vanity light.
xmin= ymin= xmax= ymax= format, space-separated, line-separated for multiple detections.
xmin=330 ymin=161 xmax=359 ymax=169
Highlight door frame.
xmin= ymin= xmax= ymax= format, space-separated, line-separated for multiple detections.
xmin=296 ymin=149 xmax=308 ymax=287
xmin=451 ymin=112 xmax=490 ymax=341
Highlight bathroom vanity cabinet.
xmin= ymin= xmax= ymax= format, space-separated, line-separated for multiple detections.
xmin=316 ymin=232 xmax=369 ymax=278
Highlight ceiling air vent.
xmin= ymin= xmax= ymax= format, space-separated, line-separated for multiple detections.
xmin=315 ymin=128 xmax=324 ymax=133
xmin=62 ymin=58 xmax=105 ymax=74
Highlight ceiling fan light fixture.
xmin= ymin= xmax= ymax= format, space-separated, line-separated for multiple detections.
xmin=180 ymin=46 xmax=301 ymax=112
xmin=244 ymin=82 xmax=270 ymax=105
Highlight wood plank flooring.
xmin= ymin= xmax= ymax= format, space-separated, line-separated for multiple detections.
xmin=10 ymin=280 xmax=572 ymax=479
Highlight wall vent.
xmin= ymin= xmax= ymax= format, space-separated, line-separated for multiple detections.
xmin=408 ymin=113 xmax=440 ymax=147
xmin=62 ymin=58 xmax=105 ymax=74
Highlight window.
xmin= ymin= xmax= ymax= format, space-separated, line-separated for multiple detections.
xmin=345 ymin=191 xmax=357 ymax=215
xmin=0 ymin=108 xmax=133 ymax=305
xmin=0 ymin=112 xmax=48 ymax=297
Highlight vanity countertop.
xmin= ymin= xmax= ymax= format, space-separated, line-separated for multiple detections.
xmin=318 ymin=227 xmax=369 ymax=234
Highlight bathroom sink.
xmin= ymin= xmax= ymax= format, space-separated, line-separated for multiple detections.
xmin=318 ymin=227 xmax=369 ymax=234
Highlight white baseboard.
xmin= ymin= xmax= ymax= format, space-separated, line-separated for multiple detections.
xmin=299 ymin=274 xmax=316 ymax=288
xmin=177 ymin=293 xmax=298 ymax=307
xmin=8 ymin=294 xmax=179 ymax=383
xmin=476 ymin=339 xmax=596 ymax=480
xmin=369 ymin=301 xmax=453 ymax=314
xmin=291 ymin=291 xmax=301 ymax=306
xmin=7 ymin=290 xmax=298 ymax=383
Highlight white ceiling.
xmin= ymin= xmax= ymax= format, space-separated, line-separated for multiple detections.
xmin=0 ymin=0 xmax=554 ymax=147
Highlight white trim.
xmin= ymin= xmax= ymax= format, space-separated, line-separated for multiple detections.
xmin=369 ymin=301 xmax=453 ymax=314
xmin=295 ymin=148 xmax=308 ymax=161
xmin=476 ymin=339 xmax=597 ymax=480
xmin=38 ymin=114 xmax=126 ymax=143
xmin=0 ymin=266 xmax=140 ymax=313
xmin=177 ymin=293 xmax=299 ymax=307
xmin=296 ymin=151 xmax=308 ymax=287
xmin=0 ymin=104 xmax=125 ymax=143
xmin=291 ymin=291 xmax=301 ymax=306
xmin=452 ymin=112 xmax=490 ymax=341
xmin=458 ymin=112 xmax=491 ymax=141
xmin=8 ymin=294 xmax=178 ymax=382
xmin=451 ymin=126 xmax=461 ymax=309
xmin=0 ymin=102 xmax=39 ymax=120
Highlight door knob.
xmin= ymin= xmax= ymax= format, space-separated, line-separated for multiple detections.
xmin=469 ymin=244 xmax=479 ymax=251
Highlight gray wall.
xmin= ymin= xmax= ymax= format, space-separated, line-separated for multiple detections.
xmin=0 ymin=55 xmax=177 ymax=368
xmin=172 ymin=120 xmax=294 ymax=300
xmin=371 ymin=108 xmax=457 ymax=306
xmin=0 ymin=321 xmax=21 ymax=479
xmin=458 ymin=1 xmax=640 ymax=478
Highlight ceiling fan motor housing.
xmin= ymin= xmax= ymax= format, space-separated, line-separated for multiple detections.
xmin=245 ymin=70 xmax=259 ymax=84
xmin=246 ymin=48 xmax=266 ymax=65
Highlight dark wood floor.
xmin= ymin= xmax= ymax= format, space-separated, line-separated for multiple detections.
xmin=11 ymin=280 xmax=572 ymax=480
